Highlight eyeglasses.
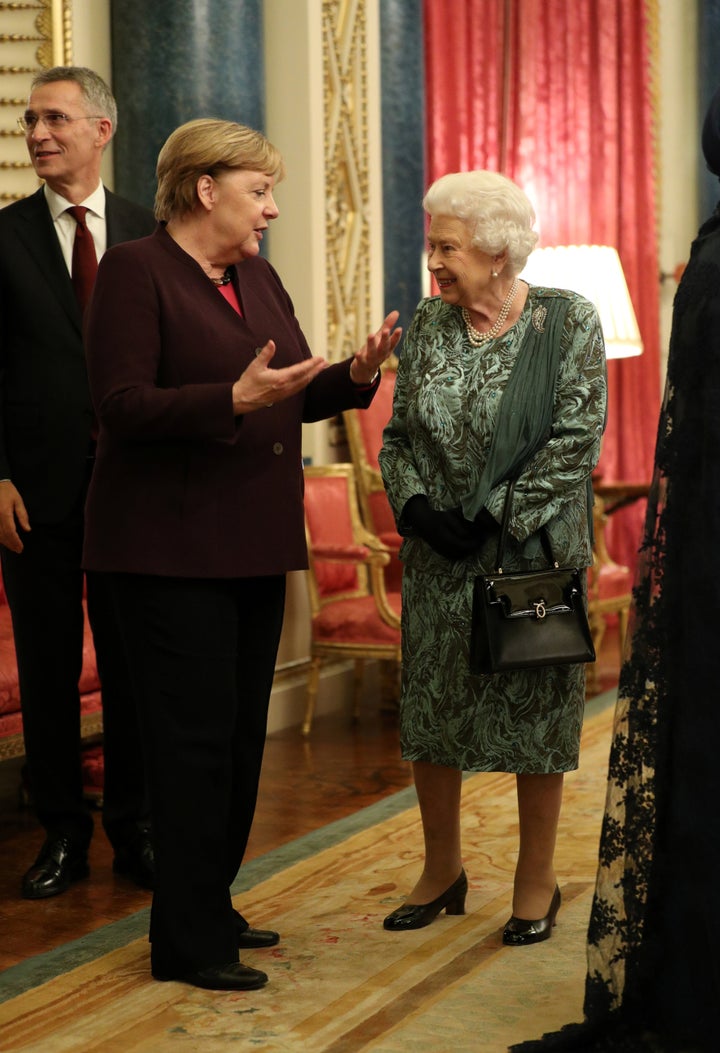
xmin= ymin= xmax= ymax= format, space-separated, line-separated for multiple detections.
xmin=17 ymin=112 xmax=104 ymax=133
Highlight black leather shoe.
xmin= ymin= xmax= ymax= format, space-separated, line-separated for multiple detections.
xmin=503 ymin=885 xmax=561 ymax=946
xmin=237 ymin=926 xmax=280 ymax=949
xmin=383 ymin=869 xmax=468 ymax=931
xmin=22 ymin=836 xmax=90 ymax=899
xmin=153 ymin=961 xmax=268 ymax=991
xmin=234 ymin=911 xmax=280 ymax=949
xmin=113 ymin=832 xmax=154 ymax=890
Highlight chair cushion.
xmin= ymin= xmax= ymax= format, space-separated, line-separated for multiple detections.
xmin=377 ymin=530 xmax=402 ymax=552
xmin=313 ymin=594 xmax=401 ymax=645
xmin=367 ymin=492 xmax=401 ymax=545
xmin=589 ymin=561 xmax=632 ymax=600
xmin=357 ymin=376 xmax=396 ymax=473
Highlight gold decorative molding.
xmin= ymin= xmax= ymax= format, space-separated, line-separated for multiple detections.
xmin=322 ymin=0 xmax=372 ymax=362
xmin=0 ymin=0 xmax=71 ymax=205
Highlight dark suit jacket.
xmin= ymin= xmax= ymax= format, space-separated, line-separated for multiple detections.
xmin=83 ymin=225 xmax=379 ymax=579
xmin=0 ymin=187 xmax=156 ymax=523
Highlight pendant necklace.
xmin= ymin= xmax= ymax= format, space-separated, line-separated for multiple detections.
xmin=209 ymin=267 xmax=233 ymax=287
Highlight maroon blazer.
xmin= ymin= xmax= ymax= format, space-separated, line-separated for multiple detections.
xmin=83 ymin=226 xmax=378 ymax=578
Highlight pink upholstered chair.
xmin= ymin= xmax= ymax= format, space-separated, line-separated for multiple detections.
xmin=302 ymin=463 xmax=401 ymax=735
xmin=343 ymin=358 xmax=402 ymax=590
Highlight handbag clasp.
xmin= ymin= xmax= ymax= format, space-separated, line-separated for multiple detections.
xmin=533 ymin=599 xmax=547 ymax=619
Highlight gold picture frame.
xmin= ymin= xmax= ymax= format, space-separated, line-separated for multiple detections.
xmin=0 ymin=0 xmax=72 ymax=204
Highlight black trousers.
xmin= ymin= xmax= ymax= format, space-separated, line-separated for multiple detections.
xmin=0 ymin=493 xmax=149 ymax=848
xmin=110 ymin=572 xmax=286 ymax=974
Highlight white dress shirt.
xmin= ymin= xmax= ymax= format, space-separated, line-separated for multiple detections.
xmin=43 ymin=182 xmax=107 ymax=274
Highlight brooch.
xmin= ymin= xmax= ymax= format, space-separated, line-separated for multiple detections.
xmin=531 ymin=305 xmax=547 ymax=332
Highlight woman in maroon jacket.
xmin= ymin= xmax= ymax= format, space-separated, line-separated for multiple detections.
xmin=83 ymin=118 xmax=401 ymax=992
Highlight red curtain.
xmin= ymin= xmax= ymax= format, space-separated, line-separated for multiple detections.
xmin=423 ymin=0 xmax=660 ymax=571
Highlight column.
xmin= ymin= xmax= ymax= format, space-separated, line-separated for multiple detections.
xmin=380 ymin=0 xmax=425 ymax=331
xmin=110 ymin=0 xmax=264 ymax=209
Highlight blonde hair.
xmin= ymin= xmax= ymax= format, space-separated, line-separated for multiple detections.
xmin=154 ymin=118 xmax=285 ymax=221
xmin=423 ymin=171 xmax=538 ymax=274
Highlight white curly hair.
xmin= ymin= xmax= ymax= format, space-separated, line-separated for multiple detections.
xmin=423 ymin=170 xmax=538 ymax=275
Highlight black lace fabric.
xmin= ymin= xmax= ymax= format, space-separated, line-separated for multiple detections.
xmin=511 ymin=205 xmax=720 ymax=1053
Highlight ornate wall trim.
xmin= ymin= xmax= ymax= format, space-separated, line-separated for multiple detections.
xmin=322 ymin=0 xmax=373 ymax=361
xmin=0 ymin=0 xmax=71 ymax=204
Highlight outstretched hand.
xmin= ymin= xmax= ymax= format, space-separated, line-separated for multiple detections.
xmin=350 ymin=310 xmax=403 ymax=385
xmin=232 ymin=340 xmax=327 ymax=414
xmin=0 ymin=480 xmax=30 ymax=553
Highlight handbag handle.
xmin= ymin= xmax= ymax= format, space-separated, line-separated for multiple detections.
xmin=494 ymin=478 xmax=559 ymax=573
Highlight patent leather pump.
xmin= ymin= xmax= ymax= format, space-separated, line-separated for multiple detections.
xmin=383 ymin=869 xmax=468 ymax=931
xmin=503 ymin=885 xmax=561 ymax=946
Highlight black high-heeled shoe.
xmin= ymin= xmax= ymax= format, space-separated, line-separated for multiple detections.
xmin=502 ymin=885 xmax=561 ymax=946
xmin=383 ymin=869 xmax=468 ymax=931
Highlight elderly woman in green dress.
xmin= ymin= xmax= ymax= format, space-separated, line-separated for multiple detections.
xmin=378 ymin=170 xmax=607 ymax=945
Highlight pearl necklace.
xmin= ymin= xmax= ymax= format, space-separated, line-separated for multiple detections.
xmin=461 ymin=277 xmax=520 ymax=346
xmin=209 ymin=267 xmax=233 ymax=286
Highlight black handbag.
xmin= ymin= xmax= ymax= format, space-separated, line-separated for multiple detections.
xmin=469 ymin=480 xmax=595 ymax=675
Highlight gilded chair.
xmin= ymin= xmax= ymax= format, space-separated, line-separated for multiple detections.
xmin=586 ymin=488 xmax=634 ymax=688
xmin=302 ymin=463 xmax=401 ymax=736
xmin=343 ymin=358 xmax=402 ymax=590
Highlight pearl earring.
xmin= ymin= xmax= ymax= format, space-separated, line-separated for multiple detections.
xmin=491 ymin=269 xmax=498 ymax=278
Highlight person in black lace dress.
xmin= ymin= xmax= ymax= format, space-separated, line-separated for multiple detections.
xmin=511 ymin=86 xmax=720 ymax=1053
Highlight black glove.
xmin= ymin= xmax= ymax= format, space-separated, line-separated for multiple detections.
xmin=402 ymin=495 xmax=481 ymax=560
xmin=473 ymin=507 xmax=498 ymax=546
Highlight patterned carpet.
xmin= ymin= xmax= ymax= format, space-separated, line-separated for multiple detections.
xmin=0 ymin=692 xmax=616 ymax=1052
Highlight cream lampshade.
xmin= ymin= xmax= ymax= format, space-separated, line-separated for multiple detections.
xmin=521 ymin=244 xmax=643 ymax=359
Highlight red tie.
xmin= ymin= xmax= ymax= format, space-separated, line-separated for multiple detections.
xmin=69 ymin=205 xmax=98 ymax=311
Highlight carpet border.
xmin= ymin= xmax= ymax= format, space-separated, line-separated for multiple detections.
xmin=0 ymin=687 xmax=617 ymax=1004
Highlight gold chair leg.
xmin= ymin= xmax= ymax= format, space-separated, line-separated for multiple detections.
xmin=587 ymin=611 xmax=605 ymax=695
xmin=618 ymin=605 xmax=629 ymax=650
xmin=303 ymin=657 xmax=322 ymax=736
xmin=592 ymin=618 xmax=607 ymax=658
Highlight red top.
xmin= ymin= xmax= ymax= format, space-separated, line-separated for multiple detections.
xmin=218 ymin=282 xmax=242 ymax=314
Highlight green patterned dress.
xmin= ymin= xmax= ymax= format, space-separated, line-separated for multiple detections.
xmin=378 ymin=287 xmax=607 ymax=774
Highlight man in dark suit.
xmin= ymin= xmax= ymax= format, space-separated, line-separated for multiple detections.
xmin=0 ymin=66 xmax=156 ymax=898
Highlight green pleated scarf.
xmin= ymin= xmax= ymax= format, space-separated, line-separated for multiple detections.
xmin=461 ymin=294 xmax=571 ymax=522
